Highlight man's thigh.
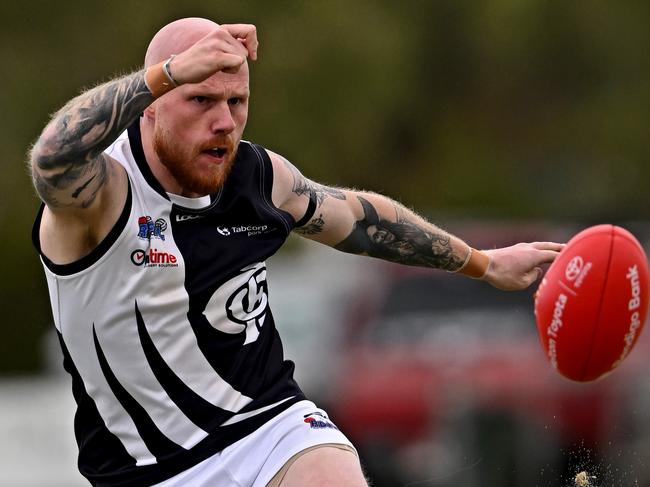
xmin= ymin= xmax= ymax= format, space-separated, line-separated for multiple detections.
xmin=276 ymin=445 xmax=368 ymax=487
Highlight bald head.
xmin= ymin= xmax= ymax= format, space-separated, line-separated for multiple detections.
xmin=145 ymin=17 xmax=219 ymax=67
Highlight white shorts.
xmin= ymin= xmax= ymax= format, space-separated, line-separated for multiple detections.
xmin=153 ymin=400 xmax=356 ymax=487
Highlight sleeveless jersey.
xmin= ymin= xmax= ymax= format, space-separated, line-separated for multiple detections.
xmin=32 ymin=121 xmax=311 ymax=486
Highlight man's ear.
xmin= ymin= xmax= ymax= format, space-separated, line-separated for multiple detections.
xmin=143 ymin=103 xmax=156 ymax=121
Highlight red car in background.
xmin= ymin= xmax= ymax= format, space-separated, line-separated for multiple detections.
xmin=329 ymin=223 xmax=650 ymax=487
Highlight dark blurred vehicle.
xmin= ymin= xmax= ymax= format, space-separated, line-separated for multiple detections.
xmin=329 ymin=224 xmax=650 ymax=487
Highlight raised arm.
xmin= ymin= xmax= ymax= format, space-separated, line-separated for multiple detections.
xmin=29 ymin=23 xmax=259 ymax=213
xmin=29 ymin=72 xmax=151 ymax=210
xmin=270 ymin=151 xmax=563 ymax=291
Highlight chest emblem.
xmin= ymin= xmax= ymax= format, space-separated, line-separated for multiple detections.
xmin=138 ymin=215 xmax=167 ymax=241
xmin=203 ymin=262 xmax=269 ymax=345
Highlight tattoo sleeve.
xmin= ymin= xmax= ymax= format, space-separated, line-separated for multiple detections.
xmin=30 ymin=70 xmax=154 ymax=208
xmin=334 ymin=195 xmax=466 ymax=271
xmin=294 ymin=213 xmax=326 ymax=236
xmin=280 ymin=156 xmax=346 ymax=207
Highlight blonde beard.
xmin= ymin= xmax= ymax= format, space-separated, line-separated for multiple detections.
xmin=153 ymin=127 xmax=236 ymax=195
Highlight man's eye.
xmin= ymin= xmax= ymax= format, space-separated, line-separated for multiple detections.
xmin=228 ymin=97 xmax=242 ymax=106
xmin=193 ymin=96 xmax=208 ymax=104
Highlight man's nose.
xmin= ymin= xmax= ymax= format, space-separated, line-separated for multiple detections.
xmin=209 ymin=102 xmax=236 ymax=134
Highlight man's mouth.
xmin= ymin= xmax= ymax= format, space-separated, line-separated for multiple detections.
xmin=208 ymin=147 xmax=227 ymax=157
xmin=202 ymin=147 xmax=229 ymax=162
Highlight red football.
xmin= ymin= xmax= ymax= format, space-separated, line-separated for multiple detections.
xmin=534 ymin=224 xmax=649 ymax=382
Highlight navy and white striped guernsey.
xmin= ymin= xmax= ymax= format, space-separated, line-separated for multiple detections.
xmin=32 ymin=121 xmax=312 ymax=486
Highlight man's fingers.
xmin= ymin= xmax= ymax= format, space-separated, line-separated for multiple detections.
xmin=533 ymin=249 xmax=564 ymax=266
xmin=222 ymin=23 xmax=257 ymax=39
xmin=222 ymin=23 xmax=258 ymax=60
xmin=524 ymin=242 xmax=565 ymax=267
xmin=531 ymin=241 xmax=566 ymax=252
xmin=520 ymin=266 xmax=543 ymax=288
xmin=220 ymin=53 xmax=247 ymax=73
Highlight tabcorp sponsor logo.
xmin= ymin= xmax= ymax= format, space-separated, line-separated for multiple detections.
xmin=217 ymin=224 xmax=274 ymax=237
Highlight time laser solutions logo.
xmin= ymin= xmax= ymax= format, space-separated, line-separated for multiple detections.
xmin=131 ymin=215 xmax=178 ymax=267
xmin=130 ymin=248 xmax=178 ymax=267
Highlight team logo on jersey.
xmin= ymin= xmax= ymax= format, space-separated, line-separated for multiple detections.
xmin=130 ymin=248 xmax=178 ymax=267
xmin=303 ymin=412 xmax=339 ymax=430
xmin=202 ymin=262 xmax=269 ymax=345
xmin=137 ymin=216 xmax=167 ymax=241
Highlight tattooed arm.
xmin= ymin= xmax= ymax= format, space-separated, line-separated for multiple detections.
xmin=269 ymin=151 xmax=563 ymax=290
xmin=334 ymin=195 xmax=470 ymax=271
xmin=269 ymin=150 xmax=470 ymax=270
xmin=29 ymin=71 xmax=152 ymax=211
xmin=27 ymin=71 xmax=153 ymax=265
xmin=29 ymin=23 xmax=259 ymax=212
xmin=29 ymin=24 xmax=259 ymax=263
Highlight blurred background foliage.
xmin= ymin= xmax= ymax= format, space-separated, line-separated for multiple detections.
xmin=1 ymin=0 xmax=649 ymax=372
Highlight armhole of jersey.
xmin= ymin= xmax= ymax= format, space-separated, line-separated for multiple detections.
xmin=294 ymin=192 xmax=317 ymax=227
xmin=32 ymin=178 xmax=133 ymax=276
xmin=249 ymin=142 xmax=296 ymax=235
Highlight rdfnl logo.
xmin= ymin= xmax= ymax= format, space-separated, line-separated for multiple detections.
xmin=217 ymin=224 xmax=270 ymax=237
xmin=131 ymin=248 xmax=178 ymax=267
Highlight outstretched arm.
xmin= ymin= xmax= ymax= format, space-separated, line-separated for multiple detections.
xmin=270 ymin=151 xmax=563 ymax=291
